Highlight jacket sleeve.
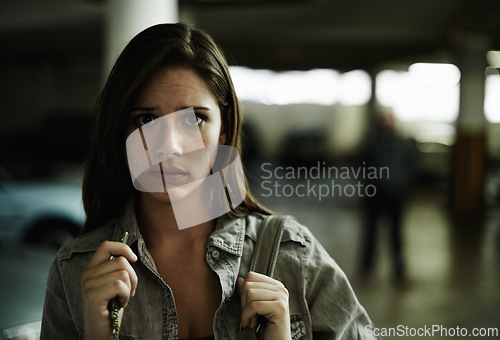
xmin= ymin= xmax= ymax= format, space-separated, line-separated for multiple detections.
xmin=301 ymin=228 xmax=380 ymax=340
xmin=40 ymin=257 xmax=81 ymax=339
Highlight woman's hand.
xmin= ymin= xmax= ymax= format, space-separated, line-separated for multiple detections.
xmin=81 ymin=241 xmax=138 ymax=340
xmin=237 ymin=271 xmax=292 ymax=340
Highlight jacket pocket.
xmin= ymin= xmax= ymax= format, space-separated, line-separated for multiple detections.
xmin=290 ymin=314 xmax=306 ymax=340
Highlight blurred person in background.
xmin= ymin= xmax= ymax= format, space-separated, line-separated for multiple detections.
xmin=359 ymin=111 xmax=417 ymax=285
xmin=41 ymin=23 xmax=378 ymax=339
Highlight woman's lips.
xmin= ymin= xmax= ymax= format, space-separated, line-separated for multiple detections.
xmin=157 ymin=165 xmax=189 ymax=185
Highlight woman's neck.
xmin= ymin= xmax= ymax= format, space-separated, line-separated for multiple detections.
xmin=136 ymin=193 xmax=216 ymax=250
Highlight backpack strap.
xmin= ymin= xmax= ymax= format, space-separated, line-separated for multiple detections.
xmin=237 ymin=215 xmax=287 ymax=340
xmin=249 ymin=215 xmax=287 ymax=277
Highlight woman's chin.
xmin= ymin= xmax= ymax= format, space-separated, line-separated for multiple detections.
xmin=140 ymin=185 xmax=193 ymax=204
xmin=141 ymin=191 xmax=173 ymax=204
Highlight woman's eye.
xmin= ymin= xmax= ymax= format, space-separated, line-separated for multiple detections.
xmin=185 ymin=113 xmax=207 ymax=126
xmin=133 ymin=113 xmax=156 ymax=127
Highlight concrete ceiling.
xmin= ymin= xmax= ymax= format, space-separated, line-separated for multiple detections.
xmin=1 ymin=0 xmax=500 ymax=71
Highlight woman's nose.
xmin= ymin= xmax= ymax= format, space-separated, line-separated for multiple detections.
xmin=153 ymin=125 xmax=204 ymax=162
xmin=155 ymin=124 xmax=184 ymax=159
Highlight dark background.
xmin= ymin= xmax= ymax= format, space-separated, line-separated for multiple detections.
xmin=0 ymin=1 xmax=499 ymax=339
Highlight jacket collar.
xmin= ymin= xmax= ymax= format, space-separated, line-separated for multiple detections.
xmin=207 ymin=214 xmax=246 ymax=256
xmin=117 ymin=200 xmax=246 ymax=258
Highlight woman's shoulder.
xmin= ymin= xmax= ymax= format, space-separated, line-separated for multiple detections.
xmin=244 ymin=212 xmax=340 ymax=270
xmin=55 ymin=218 xmax=116 ymax=262
xmin=244 ymin=212 xmax=315 ymax=248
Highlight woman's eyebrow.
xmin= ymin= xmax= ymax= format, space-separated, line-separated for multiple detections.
xmin=130 ymin=107 xmax=156 ymax=113
xmin=130 ymin=106 xmax=211 ymax=114
xmin=181 ymin=106 xmax=211 ymax=111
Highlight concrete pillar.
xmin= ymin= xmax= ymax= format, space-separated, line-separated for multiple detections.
xmin=451 ymin=33 xmax=490 ymax=220
xmin=104 ymin=0 xmax=178 ymax=77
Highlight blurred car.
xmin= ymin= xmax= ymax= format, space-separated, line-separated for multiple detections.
xmin=0 ymin=165 xmax=85 ymax=249
xmin=0 ymin=243 xmax=55 ymax=340
xmin=0 ymin=242 xmax=55 ymax=340
xmin=0 ymin=166 xmax=84 ymax=339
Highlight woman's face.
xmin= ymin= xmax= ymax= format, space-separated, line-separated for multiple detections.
xmin=126 ymin=67 xmax=225 ymax=203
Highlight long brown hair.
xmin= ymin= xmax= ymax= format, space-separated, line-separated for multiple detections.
xmin=82 ymin=23 xmax=269 ymax=233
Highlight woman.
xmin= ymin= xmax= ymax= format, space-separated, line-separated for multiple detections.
xmin=41 ymin=23 xmax=378 ymax=340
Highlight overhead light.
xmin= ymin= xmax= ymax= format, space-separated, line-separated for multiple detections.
xmin=266 ymin=69 xmax=339 ymax=105
xmin=229 ymin=66 xmax=340 ymax=105
xmin=485 ymin=70 xmax=500 ymax=123
xmin=338 ymin=70 xmax=371 ymax=106
xmin=408 ymin=63 xmax=461 ymax=85
xmin=486 ymin=51 xmax=500 ymax=67
xmin=376 ymin=64 xmax=460 ymax=122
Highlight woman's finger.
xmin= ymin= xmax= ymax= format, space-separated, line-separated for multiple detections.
xmin=237 ymin=277 xmax=254 ymax=328
xmin=240 ymin=287 xmax=279 ymax=329
xmin=238 ymin=273 xmax=288 ymax=305
xmin=241 ymin=299 xmax=289 ymax=327
xmin=81 ymin=241 xmax=138 ymax=340
xmin=245 ymin=271 xmax=284 ymax=287
xmin=82 ymin=257 xmax=138 ymax=297
xmin=237 ymin=273 xmax=290 ymax=329
xmin=85 ymin=241 xmax=137 ymax=270
xmin=245 ymin=287 xmax=280 ymax=304
xmin=84 ymin=270 xmax=133 ymax=304
xmin=85 ymin=275 xmax=133 ymax=309
xmin=242 ymin=280 xmax=287 ymax=295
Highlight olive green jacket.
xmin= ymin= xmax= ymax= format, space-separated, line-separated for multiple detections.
xmin=41 ymin=203 xmax=378 ymax=339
